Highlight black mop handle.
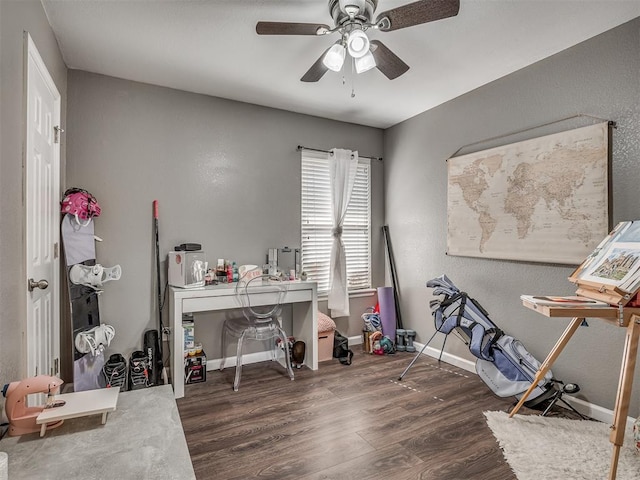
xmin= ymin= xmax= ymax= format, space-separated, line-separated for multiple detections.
xmin=153 ymin=200 xmax=163 ymax=354
xmin=383 ymin=225 xmax=403 ymax=330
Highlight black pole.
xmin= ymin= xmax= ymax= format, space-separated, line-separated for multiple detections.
xmin=383 ymin=225 xmax=403 ymax=329
xmin=153 ymin=200 xmax=164 ymax=362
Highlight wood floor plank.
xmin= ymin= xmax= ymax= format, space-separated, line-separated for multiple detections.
xmin=177 ymin=350 xmax=571 ymax=479
xmin=225 ymin=431 xmax=376 ymax=480
xmin=298 ymin=443 xmax=426 ymax=480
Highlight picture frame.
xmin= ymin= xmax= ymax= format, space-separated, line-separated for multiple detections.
xmin=569 ymin=221 xmax=640 ymax=305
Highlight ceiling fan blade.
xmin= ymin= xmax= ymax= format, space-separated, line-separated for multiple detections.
xmin=301 ymin=48 xmax=331 ymax=82
xmin=370 ymin=40 xmax=409 ymax=80
xmin=375 ymin=0 xmax=460 ymax=32
xmin=256 ymin=21 xmax=330 ymax=36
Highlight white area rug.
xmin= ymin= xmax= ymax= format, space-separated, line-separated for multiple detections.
xmin=484 ymin=411 xmax=640 ymax=480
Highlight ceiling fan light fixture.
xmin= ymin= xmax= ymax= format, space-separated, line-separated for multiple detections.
xmin=347 ymin=29 xmax=370 ymax=58
xmin=355 ymin=50 xmax=376 ymax=73
xmin=339 ymin=0 xmax=366 ymax=17
xmin=323 ymin=43 xmax=346 ymax=71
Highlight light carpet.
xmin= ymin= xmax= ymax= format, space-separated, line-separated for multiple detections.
xmin=484 ymin=411 xmax=640 ymax=480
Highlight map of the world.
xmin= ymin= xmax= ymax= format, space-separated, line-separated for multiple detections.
xmin=447 ymin=122 xmax=610 ymax=264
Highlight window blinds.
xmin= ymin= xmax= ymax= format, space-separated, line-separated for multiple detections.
xmin=301 ymin=149 xmax=371 ymax=294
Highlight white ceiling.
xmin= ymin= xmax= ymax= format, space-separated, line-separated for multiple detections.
xmin=41 ymin=0 xmax=640 ymax=129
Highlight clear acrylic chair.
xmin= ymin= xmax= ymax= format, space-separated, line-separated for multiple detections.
xmin=219 ymin=273 xmax=295 ymax=391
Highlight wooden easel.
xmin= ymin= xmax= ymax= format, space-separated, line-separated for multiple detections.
xmin=509 ymin=301 xmax=640 ymax=480
xmin=510 ymin=220 xmax=640 ymax=480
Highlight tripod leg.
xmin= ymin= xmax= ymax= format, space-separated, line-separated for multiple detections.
xmin=398 ymin=330 xmax=440 ymax=381
xmin=438 ymin=333 xmax=449 ymax=363
xmin=540 ymin=391 xmax=562 ymax=417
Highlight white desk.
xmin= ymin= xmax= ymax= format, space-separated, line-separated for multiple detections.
xmin=169 ymin=281 xmax=318 ymax=398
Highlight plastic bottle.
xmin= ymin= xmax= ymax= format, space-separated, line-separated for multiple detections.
xmin=226 ymin=263 xmax=232 ymax=283
xmin=232 ymin=262 xmax=239 ymax=282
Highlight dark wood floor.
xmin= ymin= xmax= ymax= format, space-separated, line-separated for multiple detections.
xmin=177 ymin=350 xmax=566 ymax=480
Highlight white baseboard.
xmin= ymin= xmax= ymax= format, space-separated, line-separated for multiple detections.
xmin=209 ymin=336 xmax=366 ymax=370
xmin=418 ymin=342 xmax=477 ymax=372
xmin=206 ymin=350 xmax=274 ymax=371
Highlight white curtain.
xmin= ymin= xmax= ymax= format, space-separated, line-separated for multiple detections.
xmin=328 ymin=148 xmax=358 ymax=317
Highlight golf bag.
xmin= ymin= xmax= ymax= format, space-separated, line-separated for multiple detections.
xmin=428 ymin=274 xmax=554 ymax=407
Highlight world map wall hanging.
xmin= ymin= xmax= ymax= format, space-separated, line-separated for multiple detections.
xmin=446 ymin=122 xmax=611 ymax=264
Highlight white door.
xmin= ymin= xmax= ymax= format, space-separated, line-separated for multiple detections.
xmin=25 ymin=33 xmax=61 ymax=380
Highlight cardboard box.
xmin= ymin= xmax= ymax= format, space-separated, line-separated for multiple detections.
xmin=318 ymin=330 xmax=335 ymax=362
xmin=183 ymin=321 xmax=195 ymax=350
xmin=185 ymin=351 xmax=206 ymax=384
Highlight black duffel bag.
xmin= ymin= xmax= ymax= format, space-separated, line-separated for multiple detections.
xmin=333 ymin=330 xmax=354 ymax=365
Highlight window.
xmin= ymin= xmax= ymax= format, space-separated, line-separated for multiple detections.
xmin=301 ymin=149 xmax=371 ymax=295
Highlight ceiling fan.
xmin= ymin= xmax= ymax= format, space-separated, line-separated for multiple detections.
xmin=256 ymin=0 xmax=460 ymax=82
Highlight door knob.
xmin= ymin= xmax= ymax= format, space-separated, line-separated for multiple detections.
xmin=28 ymin=278 xmax=49 ymax=292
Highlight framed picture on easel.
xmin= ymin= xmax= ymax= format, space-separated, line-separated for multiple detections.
xmin=569 ymin=221 xmax=640 ymax=305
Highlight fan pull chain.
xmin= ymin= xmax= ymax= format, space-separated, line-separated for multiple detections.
xmin=350 ymin=57 xmax=356 ymax=98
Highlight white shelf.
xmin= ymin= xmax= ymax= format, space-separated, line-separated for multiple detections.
xmin=36 ymin=387 xmax=120 ymax=437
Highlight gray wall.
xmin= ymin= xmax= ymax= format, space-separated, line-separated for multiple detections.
xmin=66 ymin=71 xmax=384 ymax=369
xmin=384 ymin=18 xmax=640 ymax=413
xmin=0 ymin=1 xmax=67 ymax=388
xmin=3 ymin=2 xmax=637 ymax=418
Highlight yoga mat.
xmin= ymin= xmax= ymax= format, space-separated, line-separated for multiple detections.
xmin=377 ymin=286 xmax=397 ymax=338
